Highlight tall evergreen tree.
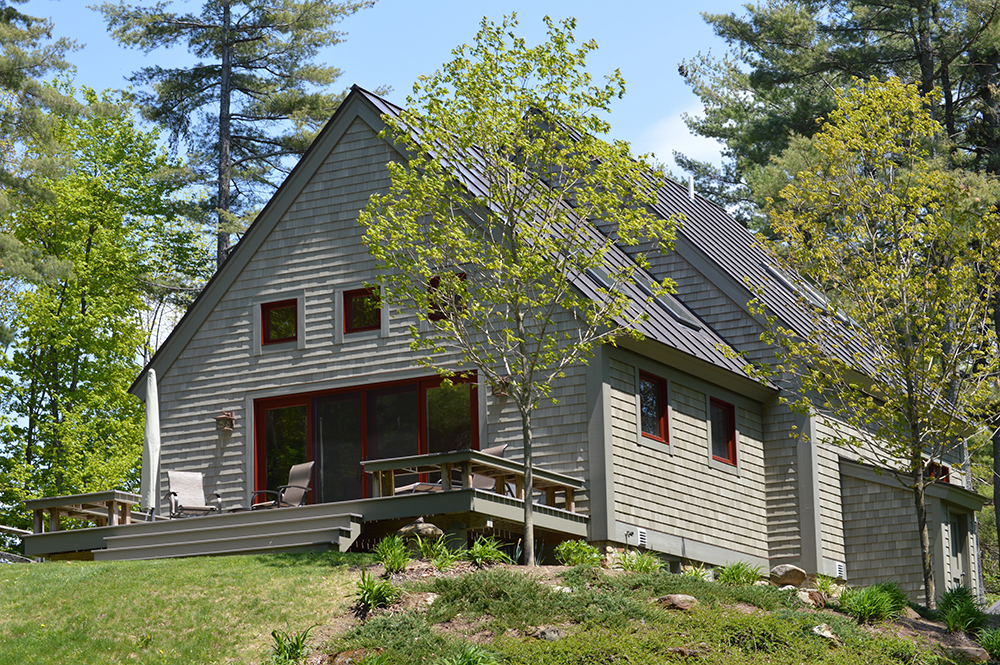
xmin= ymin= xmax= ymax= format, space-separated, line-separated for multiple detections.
xmin=678 ymin=0 xmax=1000 ymax=226
xmin=98 ymin=0 xmax=380 ymax=269
xmin=0 ymin=0 xmax=77 ymax=305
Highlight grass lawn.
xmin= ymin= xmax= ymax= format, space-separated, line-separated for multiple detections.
xmin=0 ymin=551 xmax=371 ymax=664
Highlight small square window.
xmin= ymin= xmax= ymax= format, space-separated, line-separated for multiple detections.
xmin=428 ymin=273 xmax=467 ymax=322
xmin=344 ymin=288 xmax=380 ymax=334
xmin=925 ymin=462 xmax=950 ymax=484
xmin=639 ymin=372 xmax=667 ymax=443
xmin=710 ymin=398 xmax=736 ymax=465
xmin=262 ymin=299 xmax=297 ymax=345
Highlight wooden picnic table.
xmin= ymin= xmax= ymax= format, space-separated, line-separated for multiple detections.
xmin=25 ymin=491 xmax=142 ymax=533
xmin=361 ymin=449 xmax=584 ymax=512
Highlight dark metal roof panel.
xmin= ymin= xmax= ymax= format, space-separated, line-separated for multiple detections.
xmin=357 ymin=88 xmax=753 ymax=379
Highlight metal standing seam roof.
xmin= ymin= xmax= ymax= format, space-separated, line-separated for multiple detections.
xmin=356 ymin=87 xmax=754 ymax=380
xmin=649 ymin=175 xmax=881 ymax=377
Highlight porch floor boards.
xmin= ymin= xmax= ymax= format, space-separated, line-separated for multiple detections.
xmin=22 ymin=489 xmax=589 ymax=561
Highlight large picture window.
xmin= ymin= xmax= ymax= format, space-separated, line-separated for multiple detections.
xmin=254 ymin=375 xmax=478 ymax=504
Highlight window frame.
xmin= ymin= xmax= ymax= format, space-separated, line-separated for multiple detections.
xmin=343 ymin=287 xmax=381 ymax=334
xmin=709 ymin=397 xmax=737 ymax=466
xmin=261 ymin=299 xmax=298 ymax=346
xmin=638 ymin=371 xmax=668 ymax=444
xmin=253 ymin=374 xmax=479 ymax=500
xmin=428 ymin=272 xmax=467 ymax=322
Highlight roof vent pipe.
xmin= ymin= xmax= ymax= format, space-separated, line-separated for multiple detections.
xmin=688 ymin=174 xmax=695 ymax=201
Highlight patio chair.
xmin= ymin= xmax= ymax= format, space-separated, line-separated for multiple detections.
xmin=251 ymin=461 xmax=314 ymax=510
xmin=166 ymin=470 xmax=223 ymax=518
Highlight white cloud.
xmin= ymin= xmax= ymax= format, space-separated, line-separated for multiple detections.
xmin=638 ymin=103 xmax=725 ymax=178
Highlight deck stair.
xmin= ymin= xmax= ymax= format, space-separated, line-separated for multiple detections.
xmin=94 ymin=506 xmax=362 ymax=561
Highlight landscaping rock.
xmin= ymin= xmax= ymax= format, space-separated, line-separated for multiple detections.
xmin=398 ymin=516 xmax=444 ymax=539
xmin=797 ymin=589 xmax=826 ymax=608
xmin=942 ymin=645 xmax=989 ymax=662
xmin=535 ymin=626 xmax=562 ymax=641
xmin=657 ymin=594 xmax=699 ymax=610
xmin=770 ymin=564 xmax=807 ymax=587
xmin=812 ymin=623 xmax=841 ymax=646
xmin=327 ymin=648 xmax=383 ymax=664
xmin=753 ymin=580 xmax=770 ymax=587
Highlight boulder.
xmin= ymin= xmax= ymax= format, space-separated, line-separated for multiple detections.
xmin=770 ymin=564 xmax=807 ymax=587
xmin=657 ymin=594 xmax=699 ymax=610
xmin=535 ymin=627 xmax=562 ymax=641
xmin=797 ymin=589 xmax=826 ymax=608
xmin=812 ymin=624 xmax=841 ymax=646
xmin=397 ymin=517 xmax=444 ymax=539
xmin=942 ymin=646 xmax=989 ymax=663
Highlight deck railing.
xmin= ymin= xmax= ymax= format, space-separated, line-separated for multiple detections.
xmin=361 ymin=449 xmax=583 ymax=512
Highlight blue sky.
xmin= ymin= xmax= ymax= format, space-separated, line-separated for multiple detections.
xmin=24 ymin=0 xmax=746 ymax=175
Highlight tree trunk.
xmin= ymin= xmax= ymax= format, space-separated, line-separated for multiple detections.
xmin=216 ymin=0 xmax=233 ymax=270
xmin=914 ymin=461 xmax=936 ymax=608
xmin=520 ymin=405 xmax=534 ymax=566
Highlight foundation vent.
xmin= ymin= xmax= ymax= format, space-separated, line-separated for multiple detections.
xmin=835 ymin=561 xmax=847 ymax=580
xmin=637 ymin=527 xmax=648 ymax=548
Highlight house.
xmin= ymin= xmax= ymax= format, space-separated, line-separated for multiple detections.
xmin=22 ymin=86 xmax=986 ymax=601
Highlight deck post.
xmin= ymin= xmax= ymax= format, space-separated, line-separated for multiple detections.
xmin=442 ymin=463 xmax=453 ymax=491
xmin=565 ymin=489 xmax=575 ymax=513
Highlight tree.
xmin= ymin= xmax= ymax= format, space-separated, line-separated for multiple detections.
xmin=754 ymin=78 xmax=1000 ymax=607
xmin=677 ymin=0 xmax=1000 ymax=227
xmin=361 ymin=15 xmax=677 ymax=566
xmin=0 ymin=0 xmax=79 ymax=341
xmin=99 ymin=0 xmax=380 ymax=269
xmin=0 ymin=87 xmax=204 ymax=533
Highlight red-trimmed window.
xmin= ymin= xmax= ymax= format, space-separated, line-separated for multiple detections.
xmin=639 ymin=372 xmax=668 ymax=443
xmin=428 ymin=273 xmax=467 ymax=322
xmin=344 ymin=288 xmax=380 ymax=334
xmin=254 ymin=375 xmax=479 ymax=503
xmin=926 ymin=462 xmax=951 ymax=484
xmin=710 ymin=398 xmax=737 ymax=465
xmin=262 ymin=299 xmax=297 ymax=345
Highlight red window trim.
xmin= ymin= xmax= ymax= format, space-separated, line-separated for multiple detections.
xmin=926 ymin=461 xmax=951 ymax=484
xmin=344 ymin=287 xmax=380 ymax=334
xmin=710 ymin=397 xmax=737 ymax=466
xmin=261 ymin=299 xmax=297 ymax=345
xmin=428 ymin=273 xmax=467 ymax=322
xmin=253 ymin=374 xmax=479 ymax=500
xmin=639 ymin=371 xmax=668 ymax=444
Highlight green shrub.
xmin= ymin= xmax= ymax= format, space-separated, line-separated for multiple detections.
xmin=433 ymin=644 xmax=499 ymax=665
xmin=813 ymin=574 xmax=838 ymax=596
xmin=337 ymin=612 xmax=446 ymax=661
xmin=939 ymin=586 xmax=986 ymax=633
xmin=416 ymin=535 xmax=465 ymax=571
xmin=681 ymin=562 xmax=712 ymax=581
xmin=465 ymin=536 xmax=513 ymax=567
xmin=374 ymin=534 xmax=410 ymax=574
xmin=617 ymin=549 xmax=661 ymax=573
xmin=978 ymin=627 xmax=1000 ymax=659
xmin=716 ymin=561 xmax=763 ymax=587
xmin=356 ymin=568 xmax=400 ymax=615
xmin=721 ymin=613 xmax=792 ymax=653
xmin=553 ymin=540 xmax=603 ymax=567
xmin=265 ymin=626 xmax=313 ymax=664
xmin=839 ymin=581 xmax=908 ymax=624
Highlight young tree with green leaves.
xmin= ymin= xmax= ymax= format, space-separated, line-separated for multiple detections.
xmin=0 ymin=87 xmax=206 ymax=533
xmin=361 ymin=15 xmax=677 ymax=566
xmin=98 ymin=0 xmax=380 ymax=269
xmin=755 ymin=78 xmax=1000 ymax=607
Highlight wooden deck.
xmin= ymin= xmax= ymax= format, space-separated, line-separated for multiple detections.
xmin=21 ymin=488 xmax=589 ymax=561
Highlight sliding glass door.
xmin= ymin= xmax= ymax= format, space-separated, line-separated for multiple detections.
xmin=254 ymin=375 xmax=477 ymax=503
